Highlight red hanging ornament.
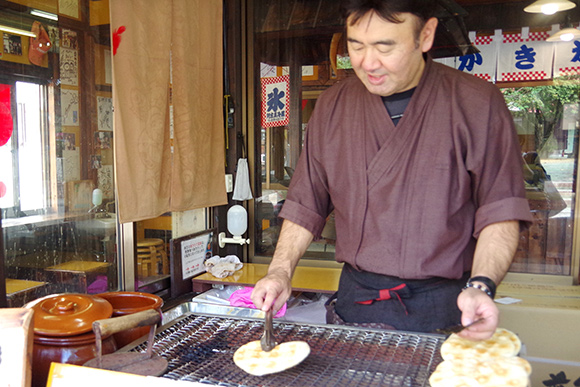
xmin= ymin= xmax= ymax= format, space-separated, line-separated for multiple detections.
xmin=0 ymin=84 xmax=13 ymax=147
xmin=113 ymin=26 xmax=126 ymax=55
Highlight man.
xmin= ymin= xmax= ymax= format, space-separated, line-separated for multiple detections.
xmin=251 ymin=0 xmax=532 ymax=341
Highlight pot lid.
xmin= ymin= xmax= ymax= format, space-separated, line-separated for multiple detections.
xmin=96 ymin=291 xmax=163 ymax=315
xmin=26 ymin=293 xmax=113 ymax=337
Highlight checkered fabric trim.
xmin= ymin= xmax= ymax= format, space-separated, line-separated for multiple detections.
xmin=474 ymin=35 xmax=493 ymax=45
xmin=503 ymin=33 xmax=524 ymax=43
xmin=558 ymin=66 xmax=580 ymax=76
xmin=501 ymin=71 xmax=548 ymax=81
xmin=503 ymin=31 xmax=550 ymax=43
xmin=474 ymin=73 xmax=492 ymax=82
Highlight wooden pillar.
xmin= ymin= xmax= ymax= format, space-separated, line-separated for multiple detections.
xmin=271 ymin=126 xmax=285 ymax=181
xmin=0 ymin=211 xmax=6 ymax=307
xmin=288 ymin=54 xmax=302 ymax=170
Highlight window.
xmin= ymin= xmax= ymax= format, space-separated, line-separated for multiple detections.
xmin=502 ymin=79 xmax=579 ymax=275
xmin=248 ymin=0 xmax=580 ymax=280
xmin=1 ymin=4 xmax=119 ymax=307
xmin=0 ymin=81 xmax=50 ymax=215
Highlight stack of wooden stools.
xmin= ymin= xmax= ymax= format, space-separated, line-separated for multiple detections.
xmin=136 ymin=238 xmax=169 ymax=278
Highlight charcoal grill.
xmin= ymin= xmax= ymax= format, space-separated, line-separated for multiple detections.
xmin=128 ymin=311 xmax=445 ymax=387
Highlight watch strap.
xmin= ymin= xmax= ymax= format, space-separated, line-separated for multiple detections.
xmin=464 ymin=276 xmax=497 ymax=299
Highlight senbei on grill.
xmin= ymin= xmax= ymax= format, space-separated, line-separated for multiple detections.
xmin=128 ymin=313 xmax=445 ymax=387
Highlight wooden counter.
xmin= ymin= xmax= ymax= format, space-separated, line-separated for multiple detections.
xmin=6 ymin=279 xmax=48 ymax=307
xmin=6 ymin=279 xmax=47 ymax=295
xmin=44 ymin=260 xmax=112 ymax=294
xmin=45 ymin=261 xmax=111 ymax=273
xmin=191 ymin=263 xmax=341 ymax=294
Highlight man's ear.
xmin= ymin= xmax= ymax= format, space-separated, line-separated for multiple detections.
xmin=420 ymin=17 xmax=438 ymax=53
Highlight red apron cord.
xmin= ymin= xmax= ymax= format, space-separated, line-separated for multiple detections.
xmin=355 ymin=283 xmax=409 ymax=315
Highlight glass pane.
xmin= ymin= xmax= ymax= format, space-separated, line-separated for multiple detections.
xmin=135 ymin=216 xmax=172 ymax=291
xmin=16 ymin=81 xmax=45 ymax=211
xmin=1 ymin=6 xmax=118 ymax=306
xmin=0 ymin=84 xmax=15 ymax=209
xmin=252 ymin=0 xmax=345 ymax=260
xmin=503 ymin=78 xmax=579 ymax=275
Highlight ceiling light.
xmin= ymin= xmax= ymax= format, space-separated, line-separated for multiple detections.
xmin=0 ymin=25 xmax=36 ymax=38
xmin=524 ymin=0 xmax=576 ymax=14
xmin=547 ymin=27 xmax=580 ymax=41
xmin=30 ymin=9 xmax=58 ymax=21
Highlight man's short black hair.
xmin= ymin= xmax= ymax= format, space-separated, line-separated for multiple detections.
xmin=342 ymin=0 xmax=438 ymax=27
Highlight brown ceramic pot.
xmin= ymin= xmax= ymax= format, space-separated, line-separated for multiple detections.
xmin=25 ymin=293 xmax=117 ymax=387
xmin=96 ymin=291 xmax=163 ymax=348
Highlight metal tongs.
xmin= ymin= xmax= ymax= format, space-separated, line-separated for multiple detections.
xmin=435 ymin=317 xmax=485 ymax=336
xmin=260 ymin=308 xmax=277 ymax=352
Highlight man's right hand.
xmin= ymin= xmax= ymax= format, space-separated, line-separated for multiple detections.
xmin=250 ymin=219 xmax=315 ymax=314
xmin=251 ymin=268 xmax=292 ymax=314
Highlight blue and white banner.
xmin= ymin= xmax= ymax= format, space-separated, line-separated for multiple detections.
xmin=498 ymin=27 xmax=554 ymax=82
xmin=433 ymin=26 xmax=580 ymax=82
xmin=456 ymin=30 xmax=501 ymax=82
xmin=554 ymin=39 xmax=580 ymax=77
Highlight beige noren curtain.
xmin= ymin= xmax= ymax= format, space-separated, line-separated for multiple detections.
xmin=111 ymin=0 xmax=227 ymax=223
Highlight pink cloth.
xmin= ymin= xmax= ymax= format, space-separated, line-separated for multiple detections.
xmin=229 ymin=287 xmax=287 ymax=317
xmin=87 ymin=275 xmax=108 ymax=294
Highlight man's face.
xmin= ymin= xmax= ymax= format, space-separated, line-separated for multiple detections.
xmin=346 ymin=11 xmax=437 ymax=97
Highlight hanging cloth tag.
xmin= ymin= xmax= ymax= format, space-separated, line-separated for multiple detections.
xmin=232 ymin=158 xmax=253 ymax=201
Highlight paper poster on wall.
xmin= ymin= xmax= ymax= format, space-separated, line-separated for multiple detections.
xmin=61 ymin=29 xmax=78 ymax=49
xmin=104 ymin=49 xmax=112 ymax=84
xmin=3 ymin=34 xmax=22 ymax=56
xmin=97 ymin=165 xmax=114 ymax=199
xmin=498 ymin=28 xmax=554 ymax=82
xmin=97 ymin=96 xmax=113 ymax=131
xmin=90 ymin=155 xmax=102 ymax=169
xmin=58 ymin=0 xmax=80 ymax=20
xmin=61 ymin=149 xmax=80 ymax=181
xmin=95 ymin=131 xmax=112 ymax=149
xmin=56 ymin=132 xmax=75 ymax=150
xmin=180 ymin=231 xmax=214 ymax=279
xmin=47 ymin=26 xmax=59 ymax=53
xmin=60 ymin=48 xmax=78 ymax=86
xmin=60 ymin=89 xmax=79 ymax=126
xmin=260 ymin=63 xmax=277 ymax=78
xmin=261 ymin=75 xmax=290 ymax=128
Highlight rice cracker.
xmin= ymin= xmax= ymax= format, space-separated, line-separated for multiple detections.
xmin=440 ymin=327 xmax=521 ymax=361
xmin=233 ymin=340 xmax=310 ymax=376
xmin=430 ymin=356 xmax=531 ymax=387
xmin=431 ymin=328 xmax=531 ymax=387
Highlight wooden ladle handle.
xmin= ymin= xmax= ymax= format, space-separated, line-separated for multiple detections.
xmin=93 ymin=309 xmax=160 ymax=337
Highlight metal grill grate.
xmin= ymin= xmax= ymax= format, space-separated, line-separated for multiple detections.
xmin=131 ymin=313 xmax=445 ymax=387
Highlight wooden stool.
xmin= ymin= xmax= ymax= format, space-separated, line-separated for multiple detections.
xmin=137 ymin=255 xmax=153 ymax=278
xmin=137 ymin=238 xmax=169 ymax=277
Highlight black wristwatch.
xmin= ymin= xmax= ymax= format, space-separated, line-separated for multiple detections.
xmin=463 ymin=276 xmax=497 ymax=299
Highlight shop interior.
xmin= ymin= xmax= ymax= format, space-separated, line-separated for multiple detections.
xmin=0 ymin=0 xmax=580 ymax=385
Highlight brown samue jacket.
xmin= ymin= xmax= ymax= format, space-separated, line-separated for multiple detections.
xmin=280 ymin=58 xmax=532 ymax=280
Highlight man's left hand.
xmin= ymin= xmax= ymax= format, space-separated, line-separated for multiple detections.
xmin=456 ymin=287 xmax=499 ymax=341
